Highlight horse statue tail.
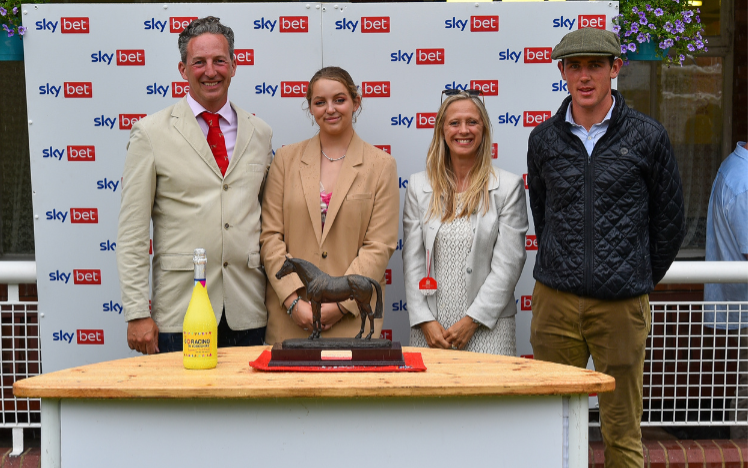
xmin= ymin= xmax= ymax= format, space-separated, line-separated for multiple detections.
xmin=370 ymin=278 xmax=383 ymax=319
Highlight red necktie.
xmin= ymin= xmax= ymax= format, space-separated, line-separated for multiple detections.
xmin=200 ymin=112 xmax=229 ymax=176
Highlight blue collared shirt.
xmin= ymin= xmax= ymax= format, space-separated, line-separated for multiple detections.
xmin=703 ymin=142 xmax=748 ymax=329
xmin=565 ymin=96 xmax=616 ymax=157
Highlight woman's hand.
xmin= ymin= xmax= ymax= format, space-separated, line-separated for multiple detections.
xmin=285 ymin=296 xmax=331 ymax=333
xmin=321 ymin=303 xmax=346 ymax=328
xmin=444 ymin=316 xmax=480 ymax=350
xmin=419 ymin=321 xmax=451 ymax=349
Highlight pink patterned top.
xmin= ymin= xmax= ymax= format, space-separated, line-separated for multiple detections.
xmin=320 ymin=190 xmax=333 ymax=229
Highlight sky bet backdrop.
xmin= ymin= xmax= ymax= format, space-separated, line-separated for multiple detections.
xmin=22 ymin=2 xmax=617 ymax=372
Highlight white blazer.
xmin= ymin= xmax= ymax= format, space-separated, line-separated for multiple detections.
xmin=402 ymin=169 xmax=529 ymax=329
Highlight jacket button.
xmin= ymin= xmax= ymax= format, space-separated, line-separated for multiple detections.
xmin=224 ymin=223 xmax=230 ymax=229
xmin=322 ymin=251 xmax=328 ymax=258
xmin=466 ymin=267 xmax=472 ymax=274
xmin=223 ymin=262 xmax=228 ymax=268
xmin=223 ymin=184 xmax=229 ymax=191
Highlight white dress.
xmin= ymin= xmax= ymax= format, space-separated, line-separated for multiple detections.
xmin=410 ymin=195 xmax=516 ymax=355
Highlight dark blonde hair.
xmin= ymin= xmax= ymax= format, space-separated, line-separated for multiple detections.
xmin=426 ymin=92 xmax=494 ymax=223
xmin=304 ymin=66 xmax=362 ymax=117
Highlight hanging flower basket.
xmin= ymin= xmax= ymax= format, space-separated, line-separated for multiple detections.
xmin=0 ymin=32 xmax=22 ymax=61
xmin=626 ymin=40 xmax=667 ymax=61
xmin=614 ymin=0 xmax=707 ymax=66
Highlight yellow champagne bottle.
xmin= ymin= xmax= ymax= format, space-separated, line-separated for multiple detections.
xmin=183 ymin=248 xmax=218 ymax=369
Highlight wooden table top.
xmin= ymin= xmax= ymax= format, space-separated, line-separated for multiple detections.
xmin=13 ymin=346 xmax=614 ymax=399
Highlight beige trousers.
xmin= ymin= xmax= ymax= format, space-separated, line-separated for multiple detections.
xmin=531 ymin=281 xmax=651 ymax=468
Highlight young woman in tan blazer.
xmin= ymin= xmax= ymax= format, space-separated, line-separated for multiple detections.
xmin=260 ymin=67 xmax=399 ymax=344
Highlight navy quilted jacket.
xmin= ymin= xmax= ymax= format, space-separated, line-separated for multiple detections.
xmin=527 ymin=91 xmax=685 ymax=300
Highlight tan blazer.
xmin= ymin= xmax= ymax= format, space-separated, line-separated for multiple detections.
xmin=260 ymin=133 xmax=399 ymax=344
xmin=117 ymin=98 xmax=273 ymax=332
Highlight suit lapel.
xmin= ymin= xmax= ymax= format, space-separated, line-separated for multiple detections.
xmin=224 ymin=102 xmax=255 ymax=178
xmin=172 ymin=98 xmax=223 ymax=179
xmin=422 ymin=181 xmax=441 ymax=257
xmin=320 ymin=133 xmax=363 ymax=245
xmin=300 ymin=135 xmax=323 ymax=246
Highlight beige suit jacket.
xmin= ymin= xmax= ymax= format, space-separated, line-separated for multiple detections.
xmin=117 ymin=98 xmax=273 ymax=332
xmin=260 ymin=133 xmax=399 ymax=344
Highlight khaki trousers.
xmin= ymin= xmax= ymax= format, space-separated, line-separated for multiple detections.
xmin=531 ymin=281 xmax=651 ymax=468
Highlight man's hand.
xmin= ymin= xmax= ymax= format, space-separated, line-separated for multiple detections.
xmin=127 ymin=317 xmax=160 ymax=355
xmin=419 ymin=321 xmax=451 ymax=349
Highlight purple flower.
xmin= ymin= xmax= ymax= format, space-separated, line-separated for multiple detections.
xmin=632 ymin=6 xmax=639 ymax=13
xmin=665 ymin=21 xmax=673 ymax=30
xmin=666 ymin=38 xmax=675 ymax=47
xmin=628 ymin=43 xmax=637 ymax=52
xmin=18 ymin=25 xmax=26 ymax=35
xmin=6 ymin=29 xmax=13 ymax=38
xmin=683 ymin=10 xmax=694 ymax=18
xmin=630 ymin=22 xmax=639 ymax=33
xmin=695 ymin=40 xmax=704 ymax=49
xmin=621 ymin=44 xmax=628 ymax=54
xmin=696 ymin=15 xmax=701 ymax=22
xmin=649 ymin=23 xmax=656 ymax=29
xmin=640 ymin=17 xmax=648 ymax=25
xmin=0 ymin=7 xmax=7 ymax=16
xmin=1 ymin=24 xmax=8 ymax=32
xmin=675 ymin=20 xmax=685 ymax=33
xmin=654 ymin=8 xmax=664 ymax=16
xmin=679 ymin=54 xmax=685 ymax=62
xmin=13 ymin=7 xmax=17 ymax=14
xmin=673 ymin=0 xmax=680 ymax=3
xmin=659 ymin=41 xmax=668 ymax=49
xmin=612 ymin=24 xmax=621 ymax=33
xmin=646 ymin=4 xmax=654 ymax=11
xmin=687 ymin=43 xmax=695 ymax=51
xmin=685 ymin=16 xmax=692 ymax=23
xmin=637 ymin=33 xmax=648 ymax=43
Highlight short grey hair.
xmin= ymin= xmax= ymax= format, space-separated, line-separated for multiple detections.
xmin=178 ymin=16 xmax=235 ymax=64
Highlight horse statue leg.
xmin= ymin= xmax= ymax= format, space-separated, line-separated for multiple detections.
xmin=310 ymin=300 xmax=322 ymax=339
xmin=360 ymin=302 xmax=376 ymax=340
xmin=354 ymin=300 xmax=368 ymax=339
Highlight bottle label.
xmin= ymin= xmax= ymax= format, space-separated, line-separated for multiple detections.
xmin=183 ymin=331 xmax=214 ymax=358
xmin=194 ymin=278 xmax=206 ymax=287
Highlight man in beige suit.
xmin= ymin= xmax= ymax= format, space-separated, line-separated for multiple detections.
xmin=117 ymin=17 xmax=273 ymax=354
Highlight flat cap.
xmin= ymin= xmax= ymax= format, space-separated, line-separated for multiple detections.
xmin=551 ymin=28 xmax=621 ymax=60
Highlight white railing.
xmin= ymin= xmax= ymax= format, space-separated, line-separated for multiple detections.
xmin=0 ymin=260 xmax=746 ymax=439
xmin=0 ymin=260 xmax=40 ymax=457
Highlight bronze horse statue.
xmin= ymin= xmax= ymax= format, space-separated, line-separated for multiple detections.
xmin=275 ymin=257 xmax=383 ymax=340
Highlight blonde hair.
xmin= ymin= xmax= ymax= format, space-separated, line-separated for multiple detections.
xmin=426 ymin=92 xmax=495 ymax=223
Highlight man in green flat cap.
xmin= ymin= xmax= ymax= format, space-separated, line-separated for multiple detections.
xmin=527 ymin=28 xmax=685 ymax=468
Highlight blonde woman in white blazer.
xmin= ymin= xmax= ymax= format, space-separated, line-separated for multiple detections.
xmin=403 ymin=90 xmax=528 ymax=355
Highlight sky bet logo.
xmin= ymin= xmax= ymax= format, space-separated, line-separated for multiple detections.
xmin=35 ymin=17 xmax=89 ymax=33
xmin=253 ymin=16 xmax=308 ymax=33
xmin=46 ymin=208 xmax=98 ymax=224
xmin=552 ymin=80 xmax=569 ymax=93
xmin=390 ymin=49 xmax=444 ymax=65
xmin=553 ymin=15 xmax=607 ymax=30
xmin=49 ymin=269 xmax=101 ymax=284
xmin=335 ymin=17 xmax=390 ymax=33
xmin=42 ymin=145 xmax=95 ymax=162
xmin=53 ymin=329 xmax=104 ymax=345
xmin=142 ymin=17 xmax=196 ymax=33
xmin=362 ymin=82 xmax=390 ymax=98
xmin=445 ymin=80 xmax=498 ymax=96
xmin=498 ymin=48 xmax=552 ymax=64
xmin=94 ymin=114 xmax=147 ymax=130
xmin=39 ymin=82 xmax=92 ymax=98
xmin=374 ymin=145 xmax=391 ymax=154
xmin=445 ymin=16 xmax=499 ymax=32
xmin=90 ymin=50 xmax=145 ymax=66
xmin=520 ymin=296 xmax=532 ymax=311
xmin=526 ymin=235 xmax=538 ymax=251
xmin=498 ymin=111 xmax=551 ymax=127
